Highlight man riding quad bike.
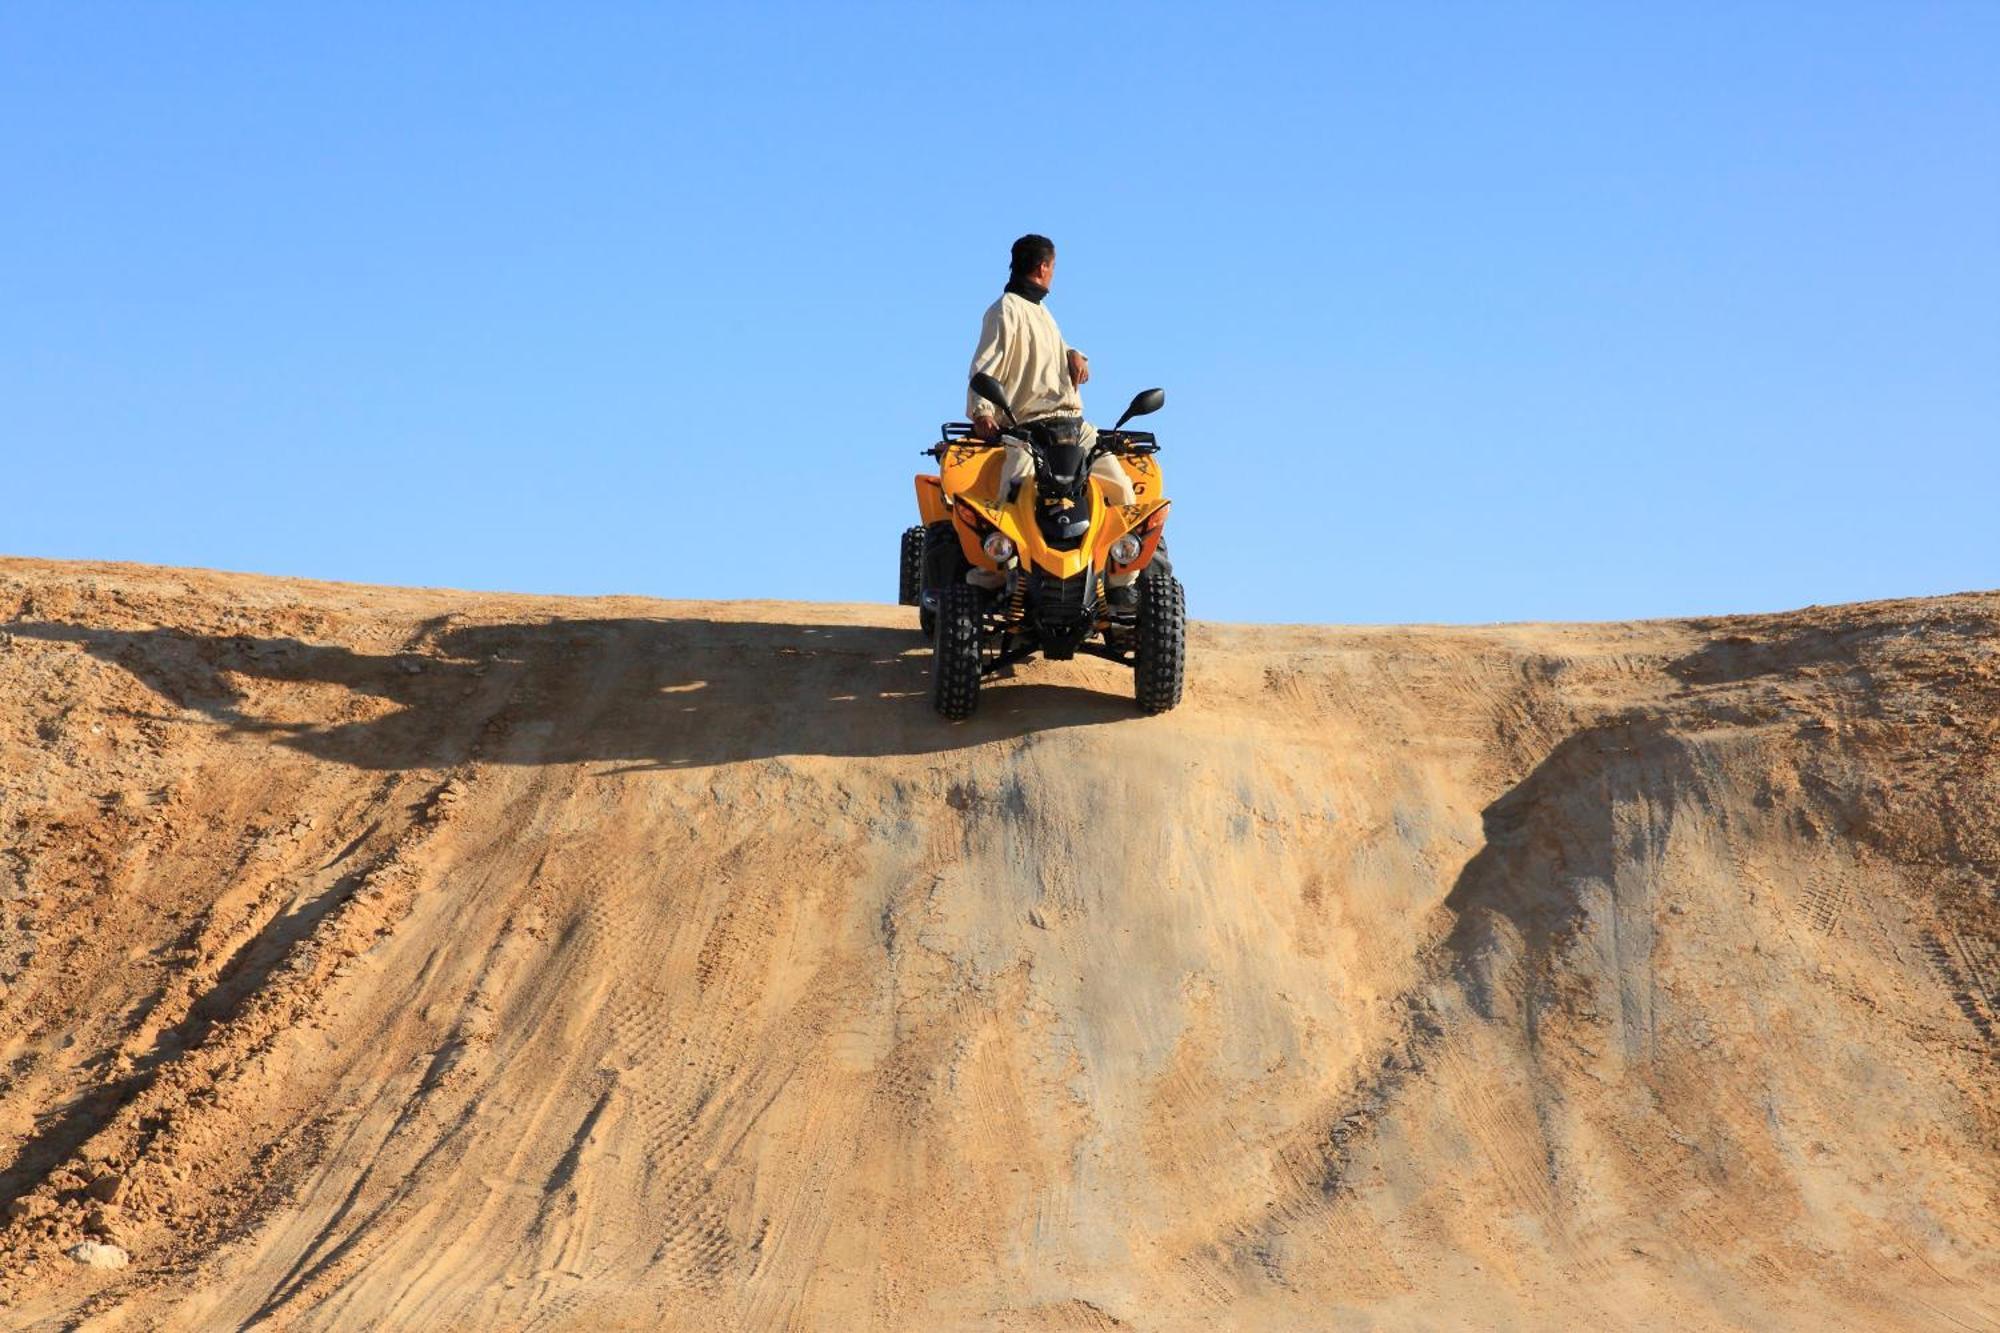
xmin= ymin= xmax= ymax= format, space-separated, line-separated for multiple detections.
xmin=896 ymin=371 xmax=1185 ymax=719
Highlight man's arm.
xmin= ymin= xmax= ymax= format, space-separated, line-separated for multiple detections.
xmin=968 ymin=302 xmax=1008 ymax=437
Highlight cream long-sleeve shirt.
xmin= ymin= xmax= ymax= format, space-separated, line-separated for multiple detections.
xmin=967 ymin=290 xmax=1085 ymax=425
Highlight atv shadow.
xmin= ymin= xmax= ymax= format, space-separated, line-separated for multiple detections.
xmin=8 ymin=615 xmax=1141 ymax=772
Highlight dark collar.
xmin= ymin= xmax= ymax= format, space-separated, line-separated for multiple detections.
xmin=1004 ymin=278 xmax=1048 ymax=304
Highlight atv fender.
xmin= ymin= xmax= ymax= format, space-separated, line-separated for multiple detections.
xmin=1116 ymin=450 xmax=1164 ymax=503
xmin=939 ymin=442 xmax=1004 ymax=504
xmin=950 ymin=494 xmax=1021 ymax=572
xmin=1098 ymin=497 xmax=1171 ymax=576
xmin=915 ymin=474 xmax=947 ymax=525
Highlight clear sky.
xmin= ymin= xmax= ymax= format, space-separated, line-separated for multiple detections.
xmin=4 ymin=4 xmax=1995 ymax=624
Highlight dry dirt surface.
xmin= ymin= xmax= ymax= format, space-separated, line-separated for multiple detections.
xmin=0 ymin=557 xmax=1995 ymax=1331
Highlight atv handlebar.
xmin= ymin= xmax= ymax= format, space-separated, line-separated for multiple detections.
xmin=1097 ymin=430 xmax=1160 ymax=455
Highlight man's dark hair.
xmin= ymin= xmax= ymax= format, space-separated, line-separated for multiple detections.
xmin=1009 ymin=234 xmax=1055 ymax=281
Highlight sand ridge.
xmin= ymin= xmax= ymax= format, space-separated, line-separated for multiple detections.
xmin=0 ymin=558 xmax=1994 ymax=1329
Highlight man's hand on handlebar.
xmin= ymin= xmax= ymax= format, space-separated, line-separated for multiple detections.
xmin=972 ymin=415 xmax=1000 ymax=442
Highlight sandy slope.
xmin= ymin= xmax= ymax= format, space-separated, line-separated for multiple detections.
xmin=0 ymin=557 xmax=1994 ymax=1331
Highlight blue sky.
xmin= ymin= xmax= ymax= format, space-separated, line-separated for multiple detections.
xmin=4 ymin=4 xmax=1995 ymax=624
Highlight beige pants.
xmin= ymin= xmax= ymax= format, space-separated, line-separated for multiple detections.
xmin=997 ymin=426 xmax=1137 ymax=507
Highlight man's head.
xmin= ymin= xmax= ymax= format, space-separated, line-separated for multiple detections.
xmin=1010 ymin=233 xmax=1056 ymax=288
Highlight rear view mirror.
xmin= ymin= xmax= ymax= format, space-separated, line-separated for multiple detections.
xmin=1113 ymin=388 xmax=1166 ymax=430
xmin=968 ymin=372 xmax=1017 ymax=426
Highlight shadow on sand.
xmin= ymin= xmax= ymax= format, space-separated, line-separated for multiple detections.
xmin=10 ymin=614 xmax=1141 ymax=772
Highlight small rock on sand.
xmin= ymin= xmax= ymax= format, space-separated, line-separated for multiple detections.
xmin=67 ymin=1240 xmax=129 ymax=1269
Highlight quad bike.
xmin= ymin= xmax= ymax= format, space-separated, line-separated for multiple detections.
xmin=897 ymin=371 xmax=1185 ymax=719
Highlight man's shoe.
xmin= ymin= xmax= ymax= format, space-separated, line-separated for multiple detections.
xmin=1107 ymin=583 xmax=1139 ymax=612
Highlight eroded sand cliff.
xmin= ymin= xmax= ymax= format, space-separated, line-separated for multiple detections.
xmin=0 ymin=559 xmax=1994 ymax=1329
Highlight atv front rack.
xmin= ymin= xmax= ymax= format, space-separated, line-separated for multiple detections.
xmin=926 ymin=422 xmax=1158 ymax=458
xmin=922 ymin=422 xmax=986 ymax=459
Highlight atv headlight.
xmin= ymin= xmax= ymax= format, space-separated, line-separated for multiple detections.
xmin=983 ymin=533 xmax=1016 ymax=562
xmin=1109 ymin=535 xmax=1142 ymax=566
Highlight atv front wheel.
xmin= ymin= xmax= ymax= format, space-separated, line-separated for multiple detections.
xmin=898 ymin=525 xmax=925 ymax=608
xmin=1134 ymin=566 xmax=1186 ymax=715
xmin=930 ymin=582 xmax=984 ymax=720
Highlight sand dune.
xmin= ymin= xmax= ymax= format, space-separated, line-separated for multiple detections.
xmin=0 ymin=558 xmax=1994 ymax=1330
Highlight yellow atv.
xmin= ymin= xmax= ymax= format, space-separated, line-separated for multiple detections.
xmin=901 ymin=372 xmax=1184 ymax=719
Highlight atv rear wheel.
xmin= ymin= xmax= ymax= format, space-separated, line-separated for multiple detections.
xmin=919 ymin=521 xmax=961 ymax=638
xmin=898 ymin=525 xmax=925 ymax=608
xmin=930 ymin=582 xmax=984 ymax=720
xmin=1134 ymin=566 xmax=1186 ymax=715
